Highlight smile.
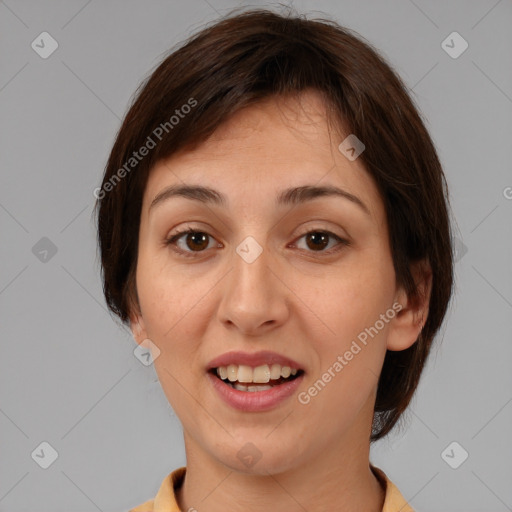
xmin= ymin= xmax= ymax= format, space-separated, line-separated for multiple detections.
xmin=208 ymin=366 xmax=304 ymax=411
xmin=215 ymin=363 xmax=300 ymax=390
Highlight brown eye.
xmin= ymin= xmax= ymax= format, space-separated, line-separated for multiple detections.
xmin=166 ymin=229 xmax=218 ymax=256
xmin=183 ymin=231 xmax=209 ymax=251
xmin=305 ymin=232 xmax=330 ymax=251
xmin=295 ymin=230 xmax=348 ymax=254
xmin=166 ymin=228 xmax=348 ymax=259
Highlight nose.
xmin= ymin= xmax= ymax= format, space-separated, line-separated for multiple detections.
xmin=216 ymin=237 xmax=289 ymax=336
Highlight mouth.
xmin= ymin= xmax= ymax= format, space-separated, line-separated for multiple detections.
xmin=208 ymin=363 xmax=304 ymax=392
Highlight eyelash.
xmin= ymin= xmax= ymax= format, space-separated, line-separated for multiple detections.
xmin=164 ymin=227 xmax=350 ymax=259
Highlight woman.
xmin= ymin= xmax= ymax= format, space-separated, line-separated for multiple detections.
xmin=95 ymin=7 xmax=453 ymax=511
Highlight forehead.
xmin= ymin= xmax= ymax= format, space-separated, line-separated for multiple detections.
xmin=143 ymin=91 xmax=383 ymax=222
xmin=167 ymin=91 xmax=338 ymax=166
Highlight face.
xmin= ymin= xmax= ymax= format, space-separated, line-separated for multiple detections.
xmin=131 ymin=90 xmax=408 ymax=475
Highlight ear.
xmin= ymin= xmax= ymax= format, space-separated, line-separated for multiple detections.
xmin=129 ymin=313 xmax=148 ymax=346
xmin=387 ymin=259 xmax=432 ymax=351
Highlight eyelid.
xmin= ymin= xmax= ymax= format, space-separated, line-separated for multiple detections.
xmin=165 ymin=224 xmax=350 ymax=258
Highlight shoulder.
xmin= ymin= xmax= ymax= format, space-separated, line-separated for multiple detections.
xmin=129 ymin=498 xmax=155 ymax=512
xmin=371 ymin=465 xmax=415 ymax=512
xmin=129 ymin=467 xmax=186 ymax=512
xmin=131 ymin=466 xmax=414 ymax=512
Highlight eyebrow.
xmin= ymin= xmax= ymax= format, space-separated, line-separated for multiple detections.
xmin=149 ymin=184 xmax=370 ymax=215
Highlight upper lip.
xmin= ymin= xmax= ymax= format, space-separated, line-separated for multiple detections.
xmin=207 ymin=350 xmax=304 ymax=371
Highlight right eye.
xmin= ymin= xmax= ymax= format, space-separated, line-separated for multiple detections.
xmin=165 ymin=228 xmax=221 ymax=257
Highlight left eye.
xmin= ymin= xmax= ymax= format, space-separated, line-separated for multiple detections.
xmin=293 ymin=230 xmax=348 ymax=253
xmin=165 ymin=229 xmax=348 ymax=257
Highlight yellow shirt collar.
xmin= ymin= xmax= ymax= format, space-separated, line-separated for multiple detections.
xmin=130 ymin=465 xmax=414 ymax=512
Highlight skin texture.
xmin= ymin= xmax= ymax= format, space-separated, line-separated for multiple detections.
xmin=130 ymin=90 xmax=430 ymax=512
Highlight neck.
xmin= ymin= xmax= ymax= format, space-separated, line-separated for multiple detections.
xmin=176 ymin=412 xmax=385 ymax=512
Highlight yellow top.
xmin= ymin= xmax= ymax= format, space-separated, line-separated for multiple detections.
xmin=130 ymin=465 xmax=414 ymax=512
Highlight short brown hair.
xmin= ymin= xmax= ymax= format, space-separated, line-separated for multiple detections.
xmin=94 ymin=7 xmax=454 ymax=441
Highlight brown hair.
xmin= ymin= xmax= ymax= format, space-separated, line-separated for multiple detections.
xmin=94 ymin=6 xmax=454 ymax=441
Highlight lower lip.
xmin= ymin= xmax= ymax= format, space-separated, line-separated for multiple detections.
xmin=207 ymin=371 xmax=304 ymax=412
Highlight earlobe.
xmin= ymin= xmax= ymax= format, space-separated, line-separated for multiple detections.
xmin=129 ymin=314 xmax=148 ymax=345
xmin=386 ymin=260 xmax=432 ymax=351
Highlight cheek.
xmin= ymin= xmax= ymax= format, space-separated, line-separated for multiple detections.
xmin=136 ymin=260 xmax=205 ymax=416
xmin=135 ymin=256 xmax=206 ymax=385
xmin=136 ymin=251 xmax=207 ymax=335
xmin=304 ymin=246 xmax=395 ymax=407
xmin=315 ymin=251 xmax=396 ymax=338
xmin=298 ymin=265 xmax=393 ymax=430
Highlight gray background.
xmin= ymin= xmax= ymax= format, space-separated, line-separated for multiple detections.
xmin=1 ymin=0 xmax=511 ymax=511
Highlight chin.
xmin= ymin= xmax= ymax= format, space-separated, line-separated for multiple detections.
xmin=213 ymin=436 xmax=306 ymax=476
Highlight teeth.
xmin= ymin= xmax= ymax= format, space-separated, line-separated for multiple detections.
xmin=233 ymin=383 xmax=273 ymax=392
xmin=249 ymin=385 xmax=273 ymax=392
xmin=270 ymin=363 xmax=281 ymax=380
xmin=216 ymin=363 xmax=299 ymax=383
xmin=227 ymin=364 xmax=238 ymax=382
xmin=237 ymin=365 xmax=254 ymax=383
xmin=253 ymin=365 xmax=271 ymax=383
